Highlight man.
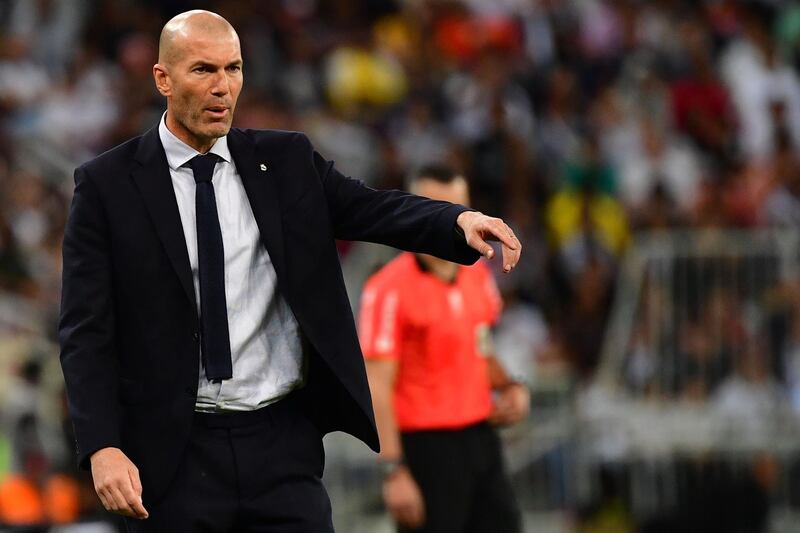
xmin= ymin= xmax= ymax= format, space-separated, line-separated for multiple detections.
xmin=359 ymin=165 xmax=529 ymax=533
xmin=58 ymin=10 xmax=520 ymax=532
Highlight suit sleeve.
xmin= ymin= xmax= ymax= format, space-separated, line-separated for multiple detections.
xmin=58 ymin=166 xmax=121 ymax=470
xmin=304 ymin=136 xmax=481 ymax=265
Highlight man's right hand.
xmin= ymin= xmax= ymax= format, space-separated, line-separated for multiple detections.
xmin=90 ymin=447 xmax=149 ymax=519
xmin=383 ymin=465 xmax=425 ymax=528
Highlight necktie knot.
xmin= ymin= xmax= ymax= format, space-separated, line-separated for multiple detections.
xmin=189 ymin=153 xmax=220 ymax=184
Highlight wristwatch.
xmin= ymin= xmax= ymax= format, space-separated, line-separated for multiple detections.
xmin=378 ymin=459 xmax=404 ymax=478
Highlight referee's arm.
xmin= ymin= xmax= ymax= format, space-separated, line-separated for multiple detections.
xmin=486 ymin=356 xmax=530 ymax=427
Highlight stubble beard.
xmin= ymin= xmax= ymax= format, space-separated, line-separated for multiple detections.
xmin=183 ymin=107 xmax=232 ymax=148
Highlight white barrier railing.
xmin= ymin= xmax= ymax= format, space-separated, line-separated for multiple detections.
xmin=583 ymin=229 xmax=800 ymax=532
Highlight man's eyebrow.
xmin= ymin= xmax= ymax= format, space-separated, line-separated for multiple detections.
xmin=189 ymin=60 xmax=216 ymax=69
xmin=187 ymin=59 xmax=243 ymax=68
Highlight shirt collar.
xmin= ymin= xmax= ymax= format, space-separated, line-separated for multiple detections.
xmin=158 ymin=111 xmax=232 ymax=171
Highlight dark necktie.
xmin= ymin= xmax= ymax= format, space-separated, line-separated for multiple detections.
xmin=189 ymin=153 xmax=233 ymax=381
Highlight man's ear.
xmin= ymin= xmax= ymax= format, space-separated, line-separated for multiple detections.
xmin=153 ymin=64 xmax=171 ymax=97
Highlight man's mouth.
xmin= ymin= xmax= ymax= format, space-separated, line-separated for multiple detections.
xmin=205 ymin=106 xmax=229 ymax=119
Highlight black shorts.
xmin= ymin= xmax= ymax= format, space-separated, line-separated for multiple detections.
xmin=398 ymin=421 xmax=521 ymax=533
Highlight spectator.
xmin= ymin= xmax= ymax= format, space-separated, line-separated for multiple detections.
xmin=546 ymin=136 xmax=630 ymax=279
xmin=759 ymin=129 xmax=800 ymax=227
xmin=0 ymin=212 xmax=32 ymax=296
xmin=669 ymin=18 xmax=734 ymax=158
xmin=615 ymin=117 xmax=702 ymax=216
xmin=720 ymin=2 xmax=800 ymax=161
xmin=712 ymin=337 xmax=787 ymax=443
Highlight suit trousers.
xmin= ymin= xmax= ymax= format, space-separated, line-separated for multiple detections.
xmin=125 ymin=388 xmax=333 ymax=533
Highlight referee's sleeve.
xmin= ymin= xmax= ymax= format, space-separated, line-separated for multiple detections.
xmin=358 ymin=280 xmax=403 ymax=361
xmin=480 ymin=261 xmax=503 ymax=324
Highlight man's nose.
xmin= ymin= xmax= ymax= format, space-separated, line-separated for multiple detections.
xmin=210 ymin=71 xmax=230 ymax=96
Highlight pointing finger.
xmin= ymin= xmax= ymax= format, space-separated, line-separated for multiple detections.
xmin=501 ymin=241 xmax=521 ymax=273
xmin=486 ymin=219 xmax=518 ymax=250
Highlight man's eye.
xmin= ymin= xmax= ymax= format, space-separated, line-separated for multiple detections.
xmin=194 ymin=66 xmax=208 ymax=73
xmin=228 ymin=65 xmax=241 ymax=72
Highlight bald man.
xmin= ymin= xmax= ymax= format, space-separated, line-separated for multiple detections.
xmin=59 ymin=10 xmax=521 ymax=532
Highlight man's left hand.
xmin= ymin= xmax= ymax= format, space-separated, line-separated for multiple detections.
xmin=489 ymin=383 xmax=530 ymax=427
xmin=456 ymin=211 xmax=521 ymax=273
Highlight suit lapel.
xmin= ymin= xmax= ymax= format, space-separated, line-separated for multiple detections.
xmin=130 ymin=127 xmax=198 ymax=311
xmin=227 ymin=129 xmax=288 ymax=289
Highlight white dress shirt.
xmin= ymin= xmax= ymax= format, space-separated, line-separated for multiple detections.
xmin=158 ymin=114 xmax=304 ymax=412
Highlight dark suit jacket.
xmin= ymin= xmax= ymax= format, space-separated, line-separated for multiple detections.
xmin=58 ymin=126 xmax=479 ymax=506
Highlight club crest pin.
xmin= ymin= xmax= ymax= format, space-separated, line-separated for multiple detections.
xmin=260 ymin=163 xmax=267 ymax=171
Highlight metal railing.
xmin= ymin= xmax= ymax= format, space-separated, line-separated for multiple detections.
xmin=582 ymin=229 xmax=800 ymax=532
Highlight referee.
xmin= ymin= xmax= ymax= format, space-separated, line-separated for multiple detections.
xmin=359 ymin=165 xmax=529 ymax=533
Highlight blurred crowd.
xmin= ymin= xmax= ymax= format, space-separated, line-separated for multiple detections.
xmin=2 ymin=0 xmax=800 ymax=529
